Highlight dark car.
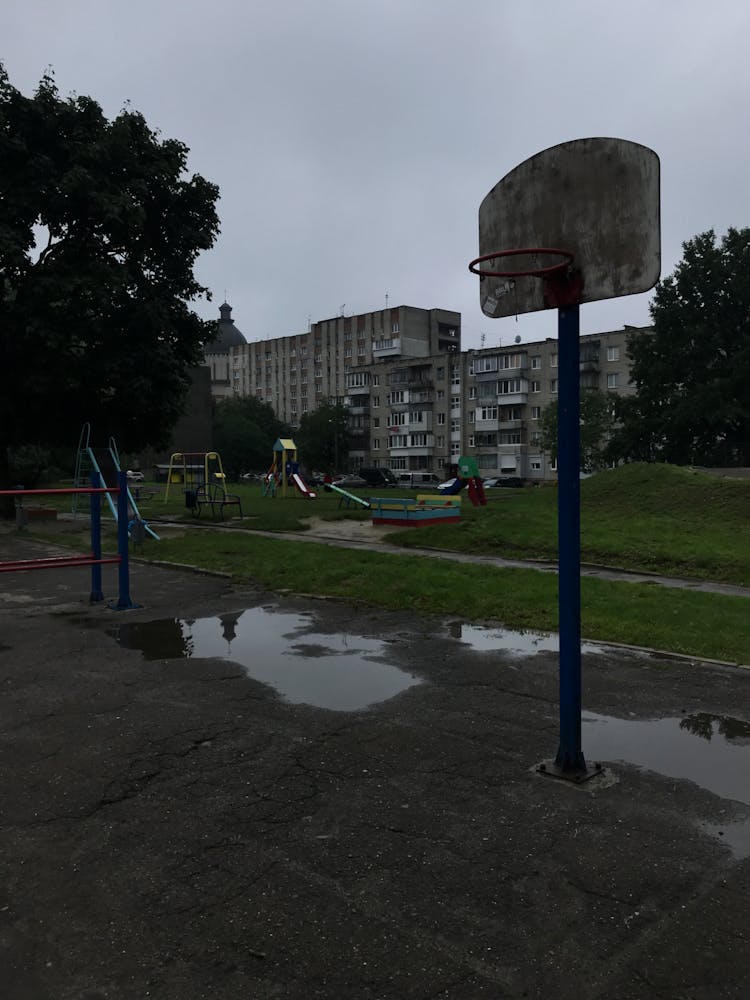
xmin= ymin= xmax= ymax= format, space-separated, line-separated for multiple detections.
xmin=358 ymin=467 xmax=398 ymax=488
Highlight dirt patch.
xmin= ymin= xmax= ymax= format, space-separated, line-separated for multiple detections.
xmin=302 ymin=514 xmax=398 ymax=543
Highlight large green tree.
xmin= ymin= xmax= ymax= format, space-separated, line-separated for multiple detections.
xmin=295 ymin=400 xmax=350 ymax=473
xmin=624 ymin=228 xmax=750 ymax=466
xmin=0 ymin=65 xmax=220 ymax=498
xmin=213 ymin=395 xmax=290 ymax=480
xmin=539 ymin=388 xmax=620 ymax=472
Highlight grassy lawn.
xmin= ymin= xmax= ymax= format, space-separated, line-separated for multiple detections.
xmin=136 ymin=531 xmax=750 ymax=665
xmin=23 ymin=464 xmax=750 ymax=664
xmin=387 ymin=464 xmax=750 ymax=586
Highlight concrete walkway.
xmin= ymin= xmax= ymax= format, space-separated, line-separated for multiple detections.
xmin=1 ymin=531 xmax=749 ymax=999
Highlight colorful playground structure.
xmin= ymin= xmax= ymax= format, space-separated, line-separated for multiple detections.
xmin=370 ymin=493 xmax=461 ymax=528
xmin=263 ymin=439 xmax=318 ymax=499
xmin=438 ymin=456 xmax=487 ymax=507
xmin=74 ymin=423 xmax=159 ymax=540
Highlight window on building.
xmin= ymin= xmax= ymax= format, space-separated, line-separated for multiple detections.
xmin=437 ymin=435 xmax=445 ymax=447
xmin=607 ymin=372 xmax=619 ymax=388
xmin=391 ymin=322 xmax=399 ymax=334
xmin=550 ymin=379 xmax=558 ymax=393
xmin=531 ymin=356 xmax=541 ymax=370
xmin=451 ymin=395 xmax=461 ymax=412
xmin=480 ymin=406 xmax=498 ymax=421
xmin=531 ymin=406 xmax=541 ymax=420
xmin=469 ymin=386 xmax=477 ymax=399
xmin=411 ymin=433 xmax=428 ymax=446
xmin=437 ymin=367 xmax=445 ymax=380
xmin=451 ymin=419 xmax=460 ymax=432
xmin=468 ymin=411 xmax=475 ymax=424
xmin=437 ymin=413 xmax=446 ymax=425
xmin=497 ymin=378 xmax=524 ymax=395
xmin=607 ymin=346 xmax=621 ymax=362
xmin=468 ymin=434 xmax=475 ymax=448
xmin=437 ymin=390 xmax=445 ymax=401
xmin=531 ymin=380 xmax=541 ymax=393
xmin=372 ymin=395 xmax=380 ymax=407
xmin=474 ymin=356 xmax=498 ymax=374
xmin=450 ymin=442 xmax=460 ymax=456
xmin=530 ymin=459 xmax=542 ymax=471
xmin=372 ymin=374 xmax=379 ymax=386
xmin=550 ymin=353 xmax=558 ymax=367
xmin=372 ymin=439 xmax=380 ymax=450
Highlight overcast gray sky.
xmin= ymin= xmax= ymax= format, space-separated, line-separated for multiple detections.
xmin=3 ymin=1 xmax=749 ymax=350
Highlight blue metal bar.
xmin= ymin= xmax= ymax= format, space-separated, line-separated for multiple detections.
xmin=112 ymin=471 xmax=139 ymax=610
xmin=89 ymin=472 xmax=104 ymax=603
xmin=555 ymin=304 xmax=586 ymax=772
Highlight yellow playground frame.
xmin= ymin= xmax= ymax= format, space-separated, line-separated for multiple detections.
xmin=163 ymin=451 xmax=228 ymax=502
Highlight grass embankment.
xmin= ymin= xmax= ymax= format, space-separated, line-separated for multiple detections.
xmin=32 ymin=464 xmax=750 ymax=663
xmin=390 ymin=464 xmax=750 ymax=586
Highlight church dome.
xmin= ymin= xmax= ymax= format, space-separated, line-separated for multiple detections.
xmin=209 ymin=301 xmax=247 ymax=353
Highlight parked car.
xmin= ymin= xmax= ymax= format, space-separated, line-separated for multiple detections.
xmin=358 ymin=467 xmax=398 ymax=488
xmin=484 ymin=476 xmax=523 ymax=488
xmin=397 ymin=472 xmax=441 ymax=488
xmin=126 ymin=470 xmax=144 ymax=482
xmin=333 ymin=475 xmax=368 ymax=489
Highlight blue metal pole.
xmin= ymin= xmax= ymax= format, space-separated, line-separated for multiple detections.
xmin=89 ymin=472 xmax=104 ymax=603
xmin=114 ymin=470 xmax=137 ymax=610
xmin=555 ymin=304 xmax=586 ymax=772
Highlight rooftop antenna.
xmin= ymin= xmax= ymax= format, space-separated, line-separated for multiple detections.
xmin=385 ymin=292 xmax=389 ymax=309
xmin=480 ymin=333 xmax=486 ymax=348
xmin=340 ymin=304 xmax=345 ymax=317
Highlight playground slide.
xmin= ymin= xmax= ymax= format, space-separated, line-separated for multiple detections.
xmin=326 ymin=482 xmax=371 ymax=509
xmin=291 ymin=472 xmax=318 ymax=499
xmin=438 ymin=477 xmax=464 ymax=495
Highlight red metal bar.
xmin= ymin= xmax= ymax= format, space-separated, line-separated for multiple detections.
xmin=0 ymin=488 xmax=117 ymax=496
xmin=0 ymin=555 xmax=121 ymax=573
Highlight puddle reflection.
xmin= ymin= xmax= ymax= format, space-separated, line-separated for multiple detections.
xmin=113 ymin=607 xmax=420 ymax=711
xmin=455 ymin=623 xmax=605 ymax=657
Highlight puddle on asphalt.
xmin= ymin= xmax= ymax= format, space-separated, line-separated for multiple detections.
xmin=111 ymin=606 xmax=420 ymax=711
xmin=455 ymin=623 xmax=606 ymax=657
xmin=583 ymin=710 xmax=750 ymax=856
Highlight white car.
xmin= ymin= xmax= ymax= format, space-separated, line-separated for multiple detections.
xmin=126 ymin=470 xmax=145 ymax=482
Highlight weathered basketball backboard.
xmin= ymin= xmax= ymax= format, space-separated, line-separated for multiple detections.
xmin=474 ymin=137 xmax=660 ymax=318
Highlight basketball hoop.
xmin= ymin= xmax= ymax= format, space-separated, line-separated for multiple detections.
xmin=468 ymin=247 xmax=573 ymax=278
xmin=468 ymin=247 xmax=583 ymax=307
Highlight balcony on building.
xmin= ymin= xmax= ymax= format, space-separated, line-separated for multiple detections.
xmin=373 ymin=338 xmax=402 ymax=358
xmin=579 ymin=342 xmax=600 ymax=373
xmin=496 ymin=384 xmax=529 ymax=406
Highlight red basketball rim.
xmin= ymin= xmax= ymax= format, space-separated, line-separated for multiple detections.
xmin=468 ymin=247 xmax=574 ymax=278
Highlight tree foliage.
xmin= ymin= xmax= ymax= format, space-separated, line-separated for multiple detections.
xmin=295 ymin=400 xmax=351 ymax=473
xmin=539 ymin=389 xmax=620 ymax=472
xmin=213 ymin=395 xmax=290 ymax=480
xmin=624 ymin=228 xmax=750 ymax=466
xmin=0 ymin=64 xmax=220 ymax=494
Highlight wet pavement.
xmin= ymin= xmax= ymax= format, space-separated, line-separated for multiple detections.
xmin=1 ymin=531 xmax=750 ymax=999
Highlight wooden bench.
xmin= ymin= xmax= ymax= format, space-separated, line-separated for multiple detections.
xmin=194 ymin=482 xmax=243 ymax=520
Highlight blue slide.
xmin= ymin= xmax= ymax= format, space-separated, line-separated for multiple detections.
xmin=438 ymin=477 xmax=464 ymax=495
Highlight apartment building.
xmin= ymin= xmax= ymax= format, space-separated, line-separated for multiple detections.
xmin=204 ymin=301 xmax=647 ymax=481
xmin=463 ymin=326 xmax=645 ymax=481
xmin=207 ymin=303 xmax=461 ymax=473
